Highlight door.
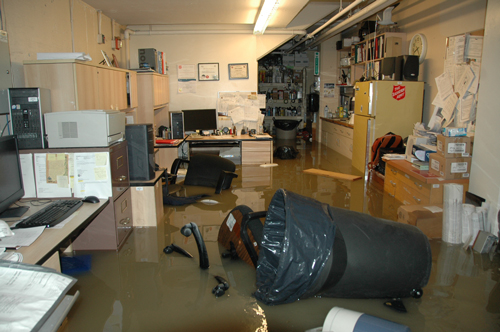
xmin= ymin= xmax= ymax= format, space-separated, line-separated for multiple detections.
xmin=354 ymin=81 xmax=371 ymax=116
xmin=351 ymin=114 xmax=371 ymax=174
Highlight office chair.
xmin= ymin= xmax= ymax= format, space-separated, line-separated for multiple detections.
xmin=168 ymin=153 xmax=238 ymax=194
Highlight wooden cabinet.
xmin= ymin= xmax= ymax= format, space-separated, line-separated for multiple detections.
xmin=384 ymin=160 xmax=469 ymax=206
xmin=24 ymin=60 xmax=133 ymax=112
xmin=136 ymin=72 xmax=170 ymax=130
xmin=320 ymin=118 xmax=353 ymax=159
xmin=241 ymin=140 xmax=273 ymax=165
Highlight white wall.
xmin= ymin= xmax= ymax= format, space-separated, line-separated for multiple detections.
xmin=391 ymin=0 xmax=487 ymax=124
xmin=470 ymin=1 xmax=500 ymax=235
xmin=129 ymin=32 xmax=293 ymax=113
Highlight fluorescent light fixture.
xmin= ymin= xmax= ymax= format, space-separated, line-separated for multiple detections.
xmin=254 ymin=0 xmax=280 ymax=35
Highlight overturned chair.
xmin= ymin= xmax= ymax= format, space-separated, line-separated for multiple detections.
xmin=169 ymin=153 xmax=238 ymax=194
xmin=218 ymin=189 xmax=432 ymax=305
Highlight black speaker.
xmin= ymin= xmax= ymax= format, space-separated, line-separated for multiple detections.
xmin=379 ymin=57 xmax=396 ymax=80
xmin=138 ymin=48 xmax=158 ymax=71
xmin=125 ymin=124 xmax=155 ymax=181
xmin=170 ymin=112 xmax=184 ymax=139
xmin=395 ymin=55 xmax=419 ymax=81
xmin=307 ymin=93 xmax=319 ymax=113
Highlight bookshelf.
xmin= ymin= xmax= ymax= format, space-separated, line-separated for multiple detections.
xmin=350 ymin=32 xmax=406 ymax=81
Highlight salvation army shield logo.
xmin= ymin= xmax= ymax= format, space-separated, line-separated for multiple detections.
xmin=392 ymin=85 xmax=406 ymax=100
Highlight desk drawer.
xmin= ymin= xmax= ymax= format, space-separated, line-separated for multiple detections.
xmin=242 ymin=141 xmax=272 ymax=165
xmin=115 ymin=188 xmax=133 ymax=246
xmin=110 ymin=141 xmax=130 ymax=200
xmin=384 ymin=171 xmax=398 ymax=196
xmin=396 ymin=171 xmax=432 ymax=198
xmin=396 ymin=181 xmax=431 ymax=205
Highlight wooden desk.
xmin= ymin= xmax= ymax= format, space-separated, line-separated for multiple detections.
xmin=186 ymin=134 xmax=273 ymax=165
xmin=5 ymin=200 xmax=108 ymax=268
xmin=155 ymin=138 xmax=185 ymax=170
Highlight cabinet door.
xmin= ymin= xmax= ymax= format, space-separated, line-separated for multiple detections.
xmin=128 ymin=71 xmax=138 ymax=108
xmin=75 ymin=64 xmax=99 ymax=110
xmin=97 ymin=68 xmax=114 ymax=110
xmin=113 ymin=71 xmax=128 ymax=110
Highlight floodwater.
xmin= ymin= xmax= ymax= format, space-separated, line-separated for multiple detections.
xmin=65 ymin=140 xmax=499 ymax=332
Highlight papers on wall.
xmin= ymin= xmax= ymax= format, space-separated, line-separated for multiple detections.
xmin=22 ymin=152 xmax=112 ymax=199
xmin=217 ymin=92 xmax=265 ymax=131
xmin=73 ymin=152 xmax=112 ymax=199
xmin=177 ymin=64 xmax=197 ymax=94
xmin=0 ymin=261 xmax=76 ymax=332
xmin=34 ymin=154 xmax=72 ymax=198
xmin=428 ymin=32 xmax=483 ymax=131
xmin=19 ymin=154 xmax=36 ymax=198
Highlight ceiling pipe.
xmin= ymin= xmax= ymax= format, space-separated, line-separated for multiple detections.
xmin=306 ymin=0 xmax=399 ymax=49
xmin=132 ymin=29 xmax=306 ymax=36
xmin=287 ymin=0 xmax=365 ymax=53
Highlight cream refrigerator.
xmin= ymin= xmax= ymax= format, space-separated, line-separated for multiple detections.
xmin=351 ymin=80 xmax=424 ymax=177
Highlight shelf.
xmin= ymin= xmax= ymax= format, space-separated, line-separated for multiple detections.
xmin=259 ymin=82 xmax=302 ymax=86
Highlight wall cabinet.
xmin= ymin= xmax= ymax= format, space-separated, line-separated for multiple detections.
xmin=136 ymin=72 xmax=170 ymax=131
xmin=320 ymin=119 xmax=353 ymax=159
xmin=24 ymin=60 xmax=134 ymax=112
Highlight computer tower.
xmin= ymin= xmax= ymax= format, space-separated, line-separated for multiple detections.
xmin=138 ymin=48 xmax=158 ymax=72
xmin=125 ymin=124 xmax=155 ymax=181
xmin=8 ymin=88 xmax=51 ymax=149
xmin=170 ymin=112 xmax=184 ymax=139
xmin=395 ymin=55 xmax=419 ymax=81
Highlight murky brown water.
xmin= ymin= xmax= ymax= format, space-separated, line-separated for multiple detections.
xmin=65 ymin=141 xmax=499 ymax=332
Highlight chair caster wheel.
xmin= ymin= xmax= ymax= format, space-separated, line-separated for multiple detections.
xmin=411 ymin=288 xmax=423 ymax=298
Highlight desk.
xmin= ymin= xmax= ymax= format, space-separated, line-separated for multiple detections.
xmin=186 ymin=134 xmax=273 ymax=165
xmin=5 ymin=200 xmax=108 ymax=268
xmin=155 ymin=138 xmax=185 ymax=169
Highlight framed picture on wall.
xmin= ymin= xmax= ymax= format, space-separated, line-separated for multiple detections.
xmin=198 ymin=63 xmax=219 ymax=81
xmin=228 ymin=63 xmax=249 ymax=80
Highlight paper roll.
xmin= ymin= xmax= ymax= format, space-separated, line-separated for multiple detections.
xmin=462 ymin=204 xmax=475 ymax=245
xmin=442 ymin=184 xmax=463 ymax=244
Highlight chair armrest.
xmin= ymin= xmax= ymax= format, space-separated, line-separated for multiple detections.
xmin=240 ymin=211 xmax=267 ymax=268
xmin=215 ymin=171 xmax=238 ymax=194
xmin=169 ymin=158 xmax=189 ymax=184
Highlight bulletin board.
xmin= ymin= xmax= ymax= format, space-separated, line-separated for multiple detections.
xmin=216 ymin=91 xmax=266 ymax=130
xmin=428 ymin=29 xmax=484 ymax=132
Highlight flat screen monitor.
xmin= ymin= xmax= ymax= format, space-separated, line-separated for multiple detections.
xmin=182 ymin=109 xmax=218 ymax=133
xmin=0 ymin=135 xmax=28 ymax=218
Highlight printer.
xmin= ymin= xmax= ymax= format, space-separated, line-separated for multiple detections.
xmin=44 ymin=110 xmax=125 ymax=148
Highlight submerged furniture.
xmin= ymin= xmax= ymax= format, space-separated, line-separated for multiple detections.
xmin=218 ymin=189 xmax=432 ymax=305
xmin=169 ymin=153 xmax=238 ymax=194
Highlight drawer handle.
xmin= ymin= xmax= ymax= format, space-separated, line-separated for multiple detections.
xmin=120 ymin=217 xmax=131 ymax=225
xmin=117 ymin=175 xmax=127 ymax=182
xmin=390 ymin=180 xmax=396 ymax=187
xmin=390 ymin=169 xmax=397 ymax=175
xmin=412 ymin=196 xmax=421 ymax=203
xmin=414 ymin=181 xmax=423 ymax=189
xmin=389 ymin=193 xmax=395 ymax=198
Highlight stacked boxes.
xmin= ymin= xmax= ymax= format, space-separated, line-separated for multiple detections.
xmin=429 ymin=134 xmax=472 ymax=180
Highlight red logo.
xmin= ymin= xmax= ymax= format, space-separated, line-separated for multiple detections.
xmin=392 ymin=85 xmax=406 ymax=100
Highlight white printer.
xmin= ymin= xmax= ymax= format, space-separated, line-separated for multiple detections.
xmin=44 ymin=110 xmax=125 ymax=148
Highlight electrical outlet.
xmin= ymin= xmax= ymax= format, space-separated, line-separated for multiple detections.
xmin=97 ymin=34 xmax=105 ymax=44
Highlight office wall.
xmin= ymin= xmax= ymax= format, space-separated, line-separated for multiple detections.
xmin=3 ymin=0 xmax=126 ymax=88
xmin=391 ymin=0 xmax=487 ymax=124
xmin=129 ymin=32 xmax=293 ymax=112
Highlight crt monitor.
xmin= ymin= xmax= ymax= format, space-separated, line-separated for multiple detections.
xmin=0 ymin=135 xmax=28 ymax=218
xmin=182 ymin=109 xmax=218 ymax=133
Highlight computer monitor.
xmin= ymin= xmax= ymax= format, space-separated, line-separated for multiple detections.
xmin=0 ymin=135 xmax=29 ymax=218
xmin=182 ymin=109 xmax=218 ymax=134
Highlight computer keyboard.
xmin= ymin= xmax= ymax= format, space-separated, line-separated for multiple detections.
xmin=13 ymin=200 xmax=83 ymax=229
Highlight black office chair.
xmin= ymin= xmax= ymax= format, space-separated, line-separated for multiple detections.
xmin=169 ymin=154 xmax=238 ymax=194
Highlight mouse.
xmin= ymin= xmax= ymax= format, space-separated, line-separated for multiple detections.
xmin=82 ymin=196 xmax=100 ymax=204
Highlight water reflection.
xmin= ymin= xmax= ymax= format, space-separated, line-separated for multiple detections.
xmin=66 ymin=142 xmax=499 ymax=332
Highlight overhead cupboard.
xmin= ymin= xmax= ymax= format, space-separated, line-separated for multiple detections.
xmin=24 ymin=60 xmax=137 ymax=112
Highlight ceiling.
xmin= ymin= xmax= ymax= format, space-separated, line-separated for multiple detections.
xmin=82 ymin=0 xmax=347 ymax=32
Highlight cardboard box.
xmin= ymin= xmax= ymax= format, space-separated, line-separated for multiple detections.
xmin=429 ymin=153 xmax=471 ymax=180
xmin=385 ymin=37 xmax=402 ymax=57
xmin=436 ymin=134 xmax=471 ymax=158
xmin=397 ymin=204 xmax=443 ymax=239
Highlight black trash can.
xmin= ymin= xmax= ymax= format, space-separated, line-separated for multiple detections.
xmin=273 ymin=118 xmax=302 ymax=140
xmin=254 ymin=189 xmax=432 ymax=305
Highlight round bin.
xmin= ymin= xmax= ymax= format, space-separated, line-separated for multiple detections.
xmin=273 ymin=119 xmax=301 ymax=140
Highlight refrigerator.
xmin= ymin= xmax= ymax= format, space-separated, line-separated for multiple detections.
xmin=351 ymin=80 xmax=424 ymax=177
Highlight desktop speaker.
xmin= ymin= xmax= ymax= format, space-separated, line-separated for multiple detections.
xmin=125 ymin=124 xmax=155 ymax=181
xmin=138 ymin=48 xmax=158 ymax=72
xmin=379 ymin=57 xmax=396 ymax=80
xmin=170 ymin=112 xmax=184 ymax=139
xmin=395 ymin=55 xmax=419 ymax=81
